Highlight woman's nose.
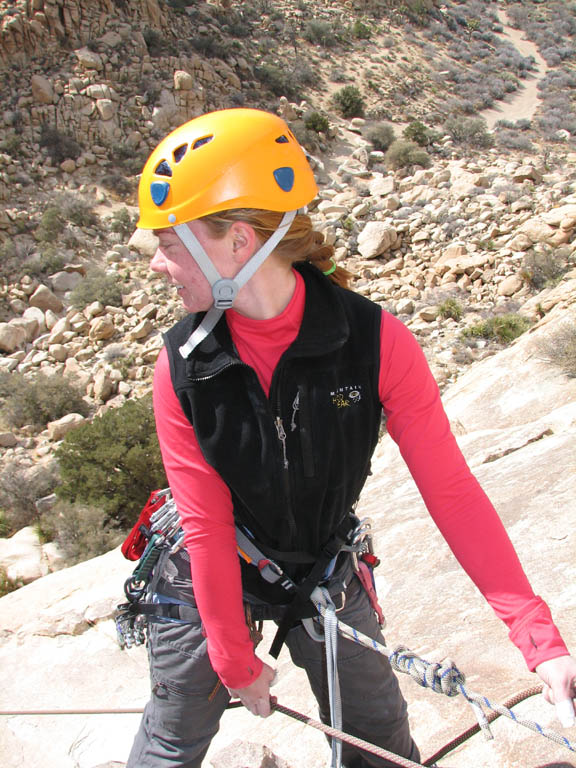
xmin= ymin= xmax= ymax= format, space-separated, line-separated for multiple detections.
xmin=150 ymin=249 xmax=166 ymax=273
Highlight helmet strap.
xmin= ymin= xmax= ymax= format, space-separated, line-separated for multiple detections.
xmin=176 ymin=209 xmax=297 ymax=358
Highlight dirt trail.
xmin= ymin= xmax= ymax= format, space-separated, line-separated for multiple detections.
xmin=480 ymin=9 xmax=549 ymax=128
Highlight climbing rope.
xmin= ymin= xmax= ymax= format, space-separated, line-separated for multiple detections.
xmin=0 ymin=688 xmax=565 ymax=768
xmin=310 ymin=592 xmax=576 ymax=755
xmin=422 ymin=685 xmax=543 ymax=766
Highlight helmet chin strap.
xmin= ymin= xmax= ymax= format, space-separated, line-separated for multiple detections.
xmin=174 ymin=209 xmax=297 ymax=358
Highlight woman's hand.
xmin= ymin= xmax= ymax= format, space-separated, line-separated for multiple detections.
xmin=535 ymin=655 xmax=576 ymax=727
xmin=227 ymin=661 xmax=277 ymax=717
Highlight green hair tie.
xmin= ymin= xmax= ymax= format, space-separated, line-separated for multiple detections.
xmin=323 ymin=258 xmax=337 ymax=276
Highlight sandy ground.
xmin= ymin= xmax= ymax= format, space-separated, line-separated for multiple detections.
xmin=480 ymin=9 xmax=549 ymax=128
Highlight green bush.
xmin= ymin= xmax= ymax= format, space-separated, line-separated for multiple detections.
xmin=0 ymin=134 xmax=21 ymax=156
xmin=254 ymin=63 xmax=301 ymax=100
xmin=69 ymin=267 xmax=123 ymax=309
xmin=303 ymin=19 xmax=342 ymax=47
xmin=366 ymin=124 xmax=396 ymax=152
xmin=333 ymin=85 xmax=365 ymax=118
xmin=304 ymin=111 xmax=330 ymax=134
xmin=438 ymin=298 xmax=463 ymax=321
xmin=403 ymin=120 xmax=438 ymax=147
xmin=443 ymin=116 xmax=494 ymax=148
xmin=0 ymin=371 xmax=90 ymax=429
xmin=461 ymin=314 xmax=532 ymax=344
xmin=38 ymin=501 xmax=124 ymax=564
xmin=36 ymin=207 xmax=65 ymax=242
xmin=55 ymin=396 xmax=167 ymax=529
xmin=384 ymin=139 xmax=431 ymax=170
xmin=351 ymin=19 xmax=372 ymax=40
xmin=109 ymin=208 xmax=138 ymax=238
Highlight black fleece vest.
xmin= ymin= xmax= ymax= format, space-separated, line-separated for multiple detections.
xmin=164 ymin=262 xmax=383 ymax=604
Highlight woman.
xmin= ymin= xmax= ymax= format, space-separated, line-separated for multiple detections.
xmin=127 ymin=108 xmax=575 ymax=768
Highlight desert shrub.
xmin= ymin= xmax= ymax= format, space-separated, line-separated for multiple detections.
xmin=109 ymin=207 xmax=138 ymax=238
xmin=522 ymin=248 xmax=572 ymax=290
xmin=0 ymin=567 xmax=23 ymax=597
xmin=100 ymin=173 xmax=134 ymax=199
xmin=0 ymin=134 xmax=21 ymax=156
xmin=54 ymin=396 xmax=167 ymax=529
xmin=69 ymin=266 xmax=123 ymax=309
xmin=39 ymin=125 xmax=81 ymax=165
xmin=0 ymin=370 xmax=89 ymax=430
xmin=537 ymin=321 xmax=576 ymax=378
xmin=143 ymin=28 xmax=176 ymax=57
xmin=403 ymin=120 xmax=439 ymax=147
xmin=38 ymin=501 xmax=124 ymax=564
xmin=332 ymin=85 xmax=365 ymax=118
xmin=36 ymin=206 xmax=65 ymax=242
xmin=304 ymin=111 xmax=329 ymax=134
xmin=0 ymin=459 xmax=60 ymax=534
xmin=496 ymin=131 xmax=534 ymax=152
xmin=190 ymin=34 xmax=227 ymax=58
xmin=438 ymin=298 xmax=463 ymax=321
xmin=254 ymin=63 xmax=301 ymax=100
xmin=384 ymin=139 xmax=431 ymax=170
xmin=59 ymin=194 xmax=98 ymax=228
xmin=288 ymin=120 xmax=323 ymax=154
xmin=443 ymin=116 xmax=494 ymax=148
xmin=351 ymin=19 xmax=372 ymax=39
xmin=461 ymin=314 xmax=532 ymax=344
xmin=303 ymin=19 xmax=342 ymax=47
xmin=366 ymin=124 xmax=396 ymax=152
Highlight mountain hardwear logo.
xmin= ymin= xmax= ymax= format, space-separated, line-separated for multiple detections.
xmin=331 ymin=385 xmax=362 ymax=408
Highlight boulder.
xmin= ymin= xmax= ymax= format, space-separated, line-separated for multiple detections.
xmin=0 ymin=322 xmax=27 ymax=352
xmin=357 ymin=221 xmax=397 ymax=259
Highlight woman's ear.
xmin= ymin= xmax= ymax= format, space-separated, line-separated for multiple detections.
xmin=229 ymin=221 xmax=258 ymax=263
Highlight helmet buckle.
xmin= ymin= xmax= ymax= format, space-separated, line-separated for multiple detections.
xmin=213 ymin=278 xmax=238 ymax=310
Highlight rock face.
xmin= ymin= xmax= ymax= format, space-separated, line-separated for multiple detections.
xmin=0 ymin=307 xmax=574 ymax=768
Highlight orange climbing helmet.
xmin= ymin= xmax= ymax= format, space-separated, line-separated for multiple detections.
xmin=137 ymin=108 xmax=318 ymax=230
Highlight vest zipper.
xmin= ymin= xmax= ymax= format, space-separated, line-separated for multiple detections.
xmin=272 ymin=367 xmax=297 ymax=542
xmin=290 ymin=391 xmax=299 ymax=431
xmin=275 ymin=416 xmax=289 ymax=469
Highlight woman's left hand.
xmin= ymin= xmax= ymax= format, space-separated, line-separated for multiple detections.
xmin=535 ymin=655 xmax=576 ymax=727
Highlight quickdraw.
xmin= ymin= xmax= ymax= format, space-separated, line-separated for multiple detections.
xmin=115 ymin=488 xmax=184 ymax=649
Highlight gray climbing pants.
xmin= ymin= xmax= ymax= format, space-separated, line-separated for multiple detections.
xmin=127 ymin=551 xmax=419 ymax=768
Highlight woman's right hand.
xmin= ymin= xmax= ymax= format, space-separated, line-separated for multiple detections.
xmin=227 ymin=661 xmax=277 ymax=717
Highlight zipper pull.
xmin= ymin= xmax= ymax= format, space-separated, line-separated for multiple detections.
xmin=290 ymin=391 xmax=300 ymax=432
xmin=275 ymin=416 xmax=289 ymax=469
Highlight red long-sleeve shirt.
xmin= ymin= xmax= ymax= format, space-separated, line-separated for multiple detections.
xmin=153 ymin=269 xmax=568 ymax=688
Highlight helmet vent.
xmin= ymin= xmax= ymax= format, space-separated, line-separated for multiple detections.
xmin=173 ymin=144 xmax=188 ymax=163
xmin=275 ymin=135 xmax=289 ymax=144
xmin=155 ymin=160 xmax=172 ymax=177
xmin=192 ymin=135 xmax=213 ymax=150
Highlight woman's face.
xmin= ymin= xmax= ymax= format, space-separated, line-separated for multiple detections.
xmin=150 ymin=220 xmax=233 ymax=313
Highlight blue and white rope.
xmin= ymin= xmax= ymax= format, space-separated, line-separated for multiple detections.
xmin=310 ymin=596 xmax=575 ymax=754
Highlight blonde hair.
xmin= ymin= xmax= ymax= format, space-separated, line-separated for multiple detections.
xmin=199 ymin=209 xmax=353 ymax=289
